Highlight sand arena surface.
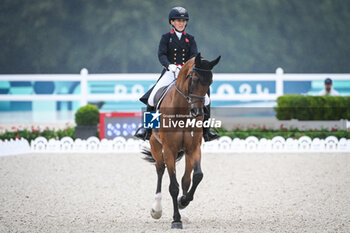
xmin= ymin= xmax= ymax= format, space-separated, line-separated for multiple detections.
xmin=0 ymin=152 xmax=349 ymax=232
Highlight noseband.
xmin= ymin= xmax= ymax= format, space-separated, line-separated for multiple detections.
xmin=175 ymin=66 xmax=211 ymax=105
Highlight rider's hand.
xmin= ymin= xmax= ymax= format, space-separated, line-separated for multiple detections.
xmin=168 ymin=64 xmax=177 ymax=73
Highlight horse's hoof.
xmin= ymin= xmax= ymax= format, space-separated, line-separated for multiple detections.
xmin=171 ymin=221 xmax=183 ymax=229
xmin=177 ymin=196 xmax=187 ymax=210
xmin=150 ymin=208 xmax=162 ymax=219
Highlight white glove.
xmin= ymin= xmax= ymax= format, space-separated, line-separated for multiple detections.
xmin=168 ymin=64 xmax=177 ymax=73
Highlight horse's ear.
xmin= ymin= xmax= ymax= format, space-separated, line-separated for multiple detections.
xmin=209 ymin=56 xmax=221 ymax=69
xmin=195 ymin=53 xmax=201 ymax=67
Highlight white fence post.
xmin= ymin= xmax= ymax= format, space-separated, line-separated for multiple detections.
xmin=275 ymin=67 xmax=284 ymax=97
xmin=80 ymin=68 xmax=88 ymax=107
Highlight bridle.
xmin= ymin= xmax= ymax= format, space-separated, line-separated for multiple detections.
xmin=175 ymin=66 xmax=211 ymax=105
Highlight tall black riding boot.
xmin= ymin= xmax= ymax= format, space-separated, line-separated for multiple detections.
xmin=203 ymin=105 xmax=220 ymax=142
xmin=134 ymin=105 xmax=154 ymax=141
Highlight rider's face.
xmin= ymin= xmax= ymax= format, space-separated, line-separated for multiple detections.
xmin=171 ymin=19 xmax=187 ymax=32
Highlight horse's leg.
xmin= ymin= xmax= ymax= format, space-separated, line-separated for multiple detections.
xmin=178 ymin=155 xmax=192 ymax=209
xmin=163 ymin=145 xmax=182 ymax=229
xmin=181 ymin=155 xmax=192 ymax=195
xmin=178 ymin=146 xmax=203 ymax=209
xmin=150 ymin=136 xmax=165 ymax=219
xmin=175 ymin=155 xmax=192 ymax=223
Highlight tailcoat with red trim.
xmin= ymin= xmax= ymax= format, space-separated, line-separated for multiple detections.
xmin=158 ymin=30 xmax=198 ymax=68
xmin=140 ymin=30 xmax=198 ymax=105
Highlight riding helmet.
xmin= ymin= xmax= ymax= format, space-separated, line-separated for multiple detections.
xmin=168 ymin=7 xmax=189 ymax=24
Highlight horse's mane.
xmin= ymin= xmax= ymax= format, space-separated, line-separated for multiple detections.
xmin=176 ymin=57 xmax=195 ymax=83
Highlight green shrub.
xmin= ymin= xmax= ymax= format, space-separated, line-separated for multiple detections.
xmin=217 ymin=127 xmax=349 ymax=140
xmin=74 ymin=104 xmax=100 ymax=126
xmin=345 ymin=97 xmax=350 ymax=120
xmin=0 ymin=126 xmax=76 ymax=141
xmin=275 ymin=95 xmax=350 ymax=120
xmin=56 ymin=127 xmax=75 ymax=139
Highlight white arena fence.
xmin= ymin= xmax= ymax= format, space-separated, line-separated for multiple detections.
xmin=1 ymin=68 xmax=350 ymax=105
xmin=1 ymin=136 xmax=349 ymax=156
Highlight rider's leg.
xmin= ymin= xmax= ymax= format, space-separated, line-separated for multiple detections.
xmin=148 ymin=71 xmax=177 ymax=107
xmin=135 ymin=71 xmax=176 ymax=140
xmin=203 ymin=96 xmax=220 ymax=142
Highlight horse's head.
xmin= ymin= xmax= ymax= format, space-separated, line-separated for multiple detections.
xmin=177 ymin=53 xmax=221 ymax=118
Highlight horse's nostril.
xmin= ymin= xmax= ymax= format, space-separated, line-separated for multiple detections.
xmin=191 ymin=108 xmax=204 ymax=118
xmin=190 ymin=108 xmax=198 ymax=117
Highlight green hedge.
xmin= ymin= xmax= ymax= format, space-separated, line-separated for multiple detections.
xmin=275 ymin=95 xmax=350 ymax=120
xmin=0 ymin=127 xmax=75 ymax=141
xmin=217 ymin=128 xmax=349 ymax=140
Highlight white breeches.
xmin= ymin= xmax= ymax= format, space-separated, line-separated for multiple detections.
xmin=148 ymin=69 xmax=210 ymax=106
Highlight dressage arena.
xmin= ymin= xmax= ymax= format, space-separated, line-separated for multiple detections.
xmin=0 ymin=152 xmax=349 ymax=232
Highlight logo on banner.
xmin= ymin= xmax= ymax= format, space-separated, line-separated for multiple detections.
xmin=143 ymin=110 xmax=161 ymax=129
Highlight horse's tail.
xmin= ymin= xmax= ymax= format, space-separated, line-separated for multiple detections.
xmin=142 ymin=148 xmax=185 ymax=164
xmin=142 ymin=148 xmax=156 ymax=163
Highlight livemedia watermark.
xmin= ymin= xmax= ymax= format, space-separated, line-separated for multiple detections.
xmin=143 ymin=109 xmax=222 ymax=131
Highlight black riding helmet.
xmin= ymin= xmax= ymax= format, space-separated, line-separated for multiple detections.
xmin=168 ymin=7 xmax=189 ymax=24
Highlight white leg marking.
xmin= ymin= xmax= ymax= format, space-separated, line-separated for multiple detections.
xmin=152 ymin=193 xmax=162 ymax=211
xmin=180 ymin=208 xmax=190 ymax=224
xmin=151 ymin=193 xmax=162 ymax=219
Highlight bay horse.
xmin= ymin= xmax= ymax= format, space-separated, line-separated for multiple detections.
xmin=142 ymin=53 xmax=221 ymax=229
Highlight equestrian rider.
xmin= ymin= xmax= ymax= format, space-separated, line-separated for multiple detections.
xmin=135 ymin=6 xmax=219 ymax=142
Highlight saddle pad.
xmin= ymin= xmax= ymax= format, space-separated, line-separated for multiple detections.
xmin=154 ymin=82 xmax=176 ymax=110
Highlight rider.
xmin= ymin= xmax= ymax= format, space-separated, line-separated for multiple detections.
xmin=135 ymin=6 xmax=219 ymax=142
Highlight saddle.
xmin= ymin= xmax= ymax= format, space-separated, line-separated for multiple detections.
xmin=154 ymin=82 xmax=175 ymax=110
